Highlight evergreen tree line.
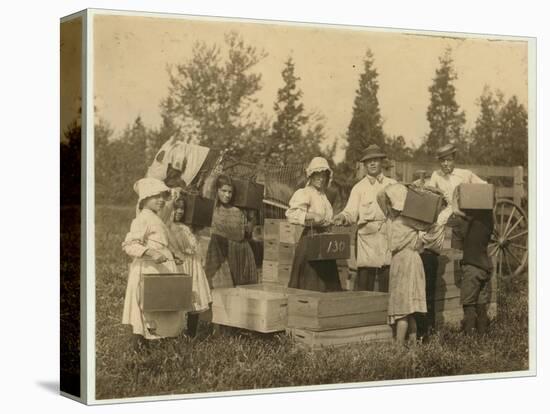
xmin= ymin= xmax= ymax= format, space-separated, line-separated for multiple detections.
xmin=60 ymin=34 xmax=528 ymax=206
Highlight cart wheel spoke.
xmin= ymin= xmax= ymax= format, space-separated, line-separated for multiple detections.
xmin=509 ymin=242 xmax=528 ymax=251
xmin=499 ymin=202 xmax=505 ymax=232
xmin=507 ymin=230 xmax=528 ymax=242
xmin=503 ymin=215 xmax=525 ymax=239
xmin=504 ymin=245 xmax=523 ymax=266
xmin=502 ymin=206 xmax=516 ymax=238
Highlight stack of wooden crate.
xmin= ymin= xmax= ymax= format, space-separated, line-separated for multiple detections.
xmin=211 ymin=283 xmax=307 ymax=333
xmin=434 ymin=246 xmax=498 ymax=327
xmin=262 ymin=219 xmax=302 ymax=286
xmin=286 ymin=290 xmax=392 ymax=349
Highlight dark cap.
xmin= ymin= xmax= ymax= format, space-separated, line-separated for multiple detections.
xmin=435 ymin=143 xmax=457 ymax=159
xmin=360 ymin=144 xmax=387 ymax=162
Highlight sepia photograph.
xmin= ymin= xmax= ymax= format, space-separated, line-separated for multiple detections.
xmin=59 ymin=8 xmax=535 ymax=404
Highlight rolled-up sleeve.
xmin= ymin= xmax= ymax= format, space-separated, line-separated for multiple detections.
xmin=122 ymin=216 xmax=149 ymax=258
xmin=286 ymin=189 xmax=309 ymax=226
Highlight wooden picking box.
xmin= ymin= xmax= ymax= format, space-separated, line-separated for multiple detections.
xmin=182 ymin=193 xmax=215 ymax=227
xmin=262 ymin=260 xmax=292 ymax=286
xmin=305 ymin=233 xmax=351 ymax=261
xmin=264 ymin=240 xmax=296 ymax=264
xmin=287 ymin=324 xmax=392 ymax=350
xmin=458 ymin=183 xmax=495 ymax=210
xmin=211 ymin=284 xmax=308 ymax=333
xmin=287 ymin=290 xmax=388 ymax=331
xmin=402 ymin=187 xmax=444 ymax=224
xmin=140 ymin=273 xmax=193 ymax=312
xmin=263 ymin=219 xmax=303 ymax=244
xmin=231 ymin=178 xmax=264 ymax=210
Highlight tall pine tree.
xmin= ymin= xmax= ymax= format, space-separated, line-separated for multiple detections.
xmin=267 ymin=57 xmax=325 ymax=165
xmin=469 ymin=86 xmax=504 ymax=164
xmin=495 ymin=96 xmax=528 ymax=166
xmin=344 ymin=50 xmax=385 ymax=164
xmin=425 ymin=48 xmax=466 ymax=159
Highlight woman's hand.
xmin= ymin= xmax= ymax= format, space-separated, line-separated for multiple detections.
xmin=333 ymin=213 xmax=348 ymax=226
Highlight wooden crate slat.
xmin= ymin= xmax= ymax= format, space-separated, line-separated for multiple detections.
xmin=288 ymin=324 xmax=392 ymax=349
xmin=288 ymin=310 xmax=388 ymax=331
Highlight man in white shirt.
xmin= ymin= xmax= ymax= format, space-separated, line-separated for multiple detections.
xmin=418 ymin=143 xmax=487 ymax=339
xmin=333 ymin=145 xmax=396 ymax=292
xmin=426 ymin=143 xmax=487 ymax=226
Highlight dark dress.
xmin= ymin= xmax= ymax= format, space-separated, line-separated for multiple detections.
xmin=204 ymin=204 xmax=258 ymax=287
xmin=288 ymin=226 xmax=343 ymax=292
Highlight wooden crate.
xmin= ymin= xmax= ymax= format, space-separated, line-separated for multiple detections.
xmin=211 ymin=284 xmax=308 ymax=333
xmin=304 ymin=233 xmax=351 ymax=261
xmin=458 ymin=184 xmax=495 ymax=210
xmin=232 ymin=179 xmax=264 ymax=210
xmin=287 ymin=290 xmax=388 ymax=331
xmin=279 ymin=222 xmax=304 ymax=244
xmin=402 ymin=188 xmax=444 ymax=224
xmin=264 ymin=240 xmax=296 ymax=264
xmin=261 ymin=260 xmax=292 ymax=286
xmin=141 ymin=273 xmax=193 ymax=312
xmin=182 ymin=194 xmax=214 ymax=227
xmin=287 ymin=324 xmax=392 ymax=350
xmin=263 ymin=219 xmax=282 ymax=242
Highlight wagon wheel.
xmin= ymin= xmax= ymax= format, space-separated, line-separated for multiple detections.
xmin=489 ymin=199 xmax=528 ymax=280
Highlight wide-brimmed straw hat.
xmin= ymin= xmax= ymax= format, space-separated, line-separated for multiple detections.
xmin=435 ymin=143 xmax=457 ymax=159
xmin=360 ymin=144 xmax=387 ymax=162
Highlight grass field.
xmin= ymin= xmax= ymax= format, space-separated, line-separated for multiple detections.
xmin=94 ymin=205 xmax=529 ymax=400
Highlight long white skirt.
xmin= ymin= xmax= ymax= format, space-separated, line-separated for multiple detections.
xmin=122 ymin=258 xmax=186 ymax=339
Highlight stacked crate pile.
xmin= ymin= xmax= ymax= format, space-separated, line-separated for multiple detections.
xmin=435 ymin=228 xmax=497 ymax=327
xmin=286 ymin=290 xmax=392 ymax=349
xmin=262 ymin=219 xmax=302 ymax=286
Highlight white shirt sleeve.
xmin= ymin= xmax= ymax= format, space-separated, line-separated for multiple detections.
xmin=285 ymin=188 xmax=309 ymax=226
xmin=340 ymin=184 xmax=361 ymax=224
xmin=122 ymin=215 xmax=149 ymax=258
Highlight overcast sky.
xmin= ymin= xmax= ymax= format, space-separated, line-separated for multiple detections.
xmin=84 ymin=13 xmax=529 ymax=161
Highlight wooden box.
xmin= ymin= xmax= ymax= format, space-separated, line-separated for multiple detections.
xmin=287 ymin=290 xmax=388 ymax=330
xmin=458 ymin=183 xmax=495 ymax=210
xmin=140 ymin=273 xmax=193 ymax=312
xmin=279 ymin=222 xmax=304 ymax=244
xmin=262 ymin=260 xmax=292 ymax=285
xmin=182 ymin=193 xmax=214 ymax=227
xmin=263 ymin=218 xmax=283 ymax=241
xmin=287 ymin=324 xmax=392 ymax=350
xmin=305 ymin=233 xmax=351 ymax=261
xmin=402 ymin=188 xmax=444 ymax=224
xmin=211 ymin=283 xmax=307 ymax=333
xmin=232 ymin=178 xmax=264 ymax=210
xmin=264 ymin=240 xmax=296 ymax=264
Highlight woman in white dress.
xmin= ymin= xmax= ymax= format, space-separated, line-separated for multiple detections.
xmin=285 ymin=157 xmax=342 ymax=292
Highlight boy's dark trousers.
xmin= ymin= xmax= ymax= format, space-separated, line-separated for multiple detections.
xmin=417 ymin=250 xmax=439 ymax=337
xmin=356 ymin=266 xmax=389 ymax=292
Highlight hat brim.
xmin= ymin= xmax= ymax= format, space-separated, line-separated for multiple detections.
xmin=360 ymin=153 xmax=386 ymax=162
xmin=436 ymin=148 xmax=457 ymax=159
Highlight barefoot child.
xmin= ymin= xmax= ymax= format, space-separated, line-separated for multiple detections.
xmin=378 ymin=183 xmax=445 ymax=345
